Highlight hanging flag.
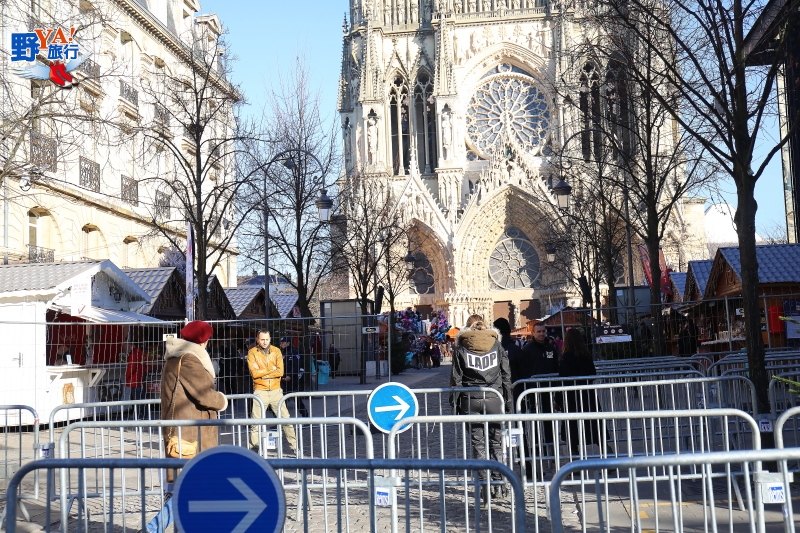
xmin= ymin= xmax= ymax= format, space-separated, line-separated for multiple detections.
xmin=639 ymin=245 xmax=673 ymax=296
xmin=186 ymin=222 xmax=194 ymax=321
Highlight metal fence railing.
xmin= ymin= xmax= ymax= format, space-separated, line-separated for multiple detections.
xmin=5 ymin=456 xmax=526 ymax=533
xmin=549 ymin=448 xmax=799 ymax=533
xmin=0 ymin=406 xmax=40 ymax=527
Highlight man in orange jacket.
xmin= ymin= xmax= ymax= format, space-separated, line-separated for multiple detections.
xmin=247 ymin=330 xmax=297 ymax=453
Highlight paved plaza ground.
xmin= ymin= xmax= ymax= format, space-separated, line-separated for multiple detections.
xmin=1 ymin=361 xmax=796 ymax=532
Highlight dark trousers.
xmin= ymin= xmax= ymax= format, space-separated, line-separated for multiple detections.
xmin=459 ymin=395 xmax=504 ymax=480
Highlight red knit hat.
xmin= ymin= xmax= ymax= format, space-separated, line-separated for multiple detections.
xmin=181 ymin=321 xmax=213 ymax=344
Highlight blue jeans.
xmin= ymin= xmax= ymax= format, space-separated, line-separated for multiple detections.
xmin=146 ymin=492 xmax=173 ymax=532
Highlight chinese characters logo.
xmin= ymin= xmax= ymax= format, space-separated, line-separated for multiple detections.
xmin=10 ymin=27 xmax=92 ymax=87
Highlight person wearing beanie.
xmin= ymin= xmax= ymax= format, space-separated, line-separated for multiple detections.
xmin=161 ymin=320 xmax=228 ymax=455
xmin=247 ymin=330 xmax=297 ymax=454
xmin=147 ymin=320 xmax=228 ymax=533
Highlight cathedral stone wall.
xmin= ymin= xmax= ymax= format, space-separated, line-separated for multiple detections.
xmin=339 ymin=0 xmax=707 ymax=327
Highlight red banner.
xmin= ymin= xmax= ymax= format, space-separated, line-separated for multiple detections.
xmin=638 ymin=246 xmax=673 ymax=295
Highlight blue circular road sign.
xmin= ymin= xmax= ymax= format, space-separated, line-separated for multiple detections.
xmin=174 ymin=446 xmax=285 ymax=533
xmin=367 ymin=382 xmax=419 ymax=434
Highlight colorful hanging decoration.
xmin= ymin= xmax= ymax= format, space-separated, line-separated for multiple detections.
xmin=428 ymin=309 xmax=450 ymax=342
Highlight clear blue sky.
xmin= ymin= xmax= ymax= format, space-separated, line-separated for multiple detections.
xmin=203 ymin=0 xmax=788 ymax=237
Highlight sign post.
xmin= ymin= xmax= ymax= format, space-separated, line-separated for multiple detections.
xmin=174 ymin=446 xmax=285 ymax=533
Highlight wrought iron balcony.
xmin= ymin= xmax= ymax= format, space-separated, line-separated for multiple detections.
xmin=79 ymin=156 xmax=101 ymax=192
xmin=119 ymin=80 xmax=138 ymax=106
xmin=28 ymin=245 xmax=54 ymax=263
xmin=79 ymin=58 xmax=100 ymax=78
xmin=121 ymin=175 xmax=138 ymax=206
xmin=30 ymin=133 xmax=57 ymax=172
xmin=154 ymin=191 xmax=170 ymax=220
xmin=153 ymin=104 xmax=170 ymax=126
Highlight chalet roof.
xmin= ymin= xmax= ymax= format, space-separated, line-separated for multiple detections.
xmin=0 ymin=260 xmax=149 ymax=302
xmin=123 ymin=267 xmax=179 ymax=314
xmin=705 ymin=244 xmax=800 ymax=297
xmin=685 ymin=260 xmax=714 ymax=301
xmin=272 ymin=293 xmax=299 ymax=318
xmin=223 ymin=286 xmax=263 ymax=317
xmin=669 ymin=272 xmax=687 ymax=302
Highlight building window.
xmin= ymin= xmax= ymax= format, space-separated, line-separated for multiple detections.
xmin=28 ymin=210 xmax=38 ymax=248
xmin=488 ymin=227 xmax=541 ymax=290
xmin=413 ymin=71 xmax=437 ymax=173
xmin=606 ymin=56 xmax=633 ymax=157
xmin=466 ymin=65 xmax=550 ymax=159
xmin=120 ymin=80 xmax=138 ymax=106
xmin=409 ymin=252 xmax=435 ymax=295
xmin=79 ymin=156 xmax=101 ymax=192
xmin=121 ymin=175 xmax=138 ymax=205
xmin=579 ymin=63 xmax=601 ymax=161
xmin=389 ymin=75 xmax=410 ymax=176
xmin=154 ymin=191 xmax=170 ymax=220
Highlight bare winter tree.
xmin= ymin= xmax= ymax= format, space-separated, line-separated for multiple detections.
xmin=0 ymin=0 xmax=125 ymax=247
xmin=552 ymin=135 xmax=629 ymax=324
xmin=587 ymin=0 xmax=799 ymax=414
xmin=558 ymin=27 xmax=718 ymax=355
xmin=133 ymin=21 xmax=261 ymax=319
xmin=332 ymin=173 xmax=405 ymax=383
xmin=238 ymin=57 xmax=338 ymax=318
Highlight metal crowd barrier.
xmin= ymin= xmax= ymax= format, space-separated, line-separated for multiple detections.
xmin=707 ymin=351 xmax=800 ymax=377
xmin=389 ymin=409 xmax=759 ymax=490
xmin=549 ymin=448 xmax=799 ymax=533
xmin=0 ymin=405 xmax=40 ymax=527
xmin=515 ymin=376 xmax=757 ymax=418
xmin=47 ymin=393 xmax=263 ymax=449
xmin=5 ymin=457 xmax=525 ymax=533
xmin=512 ymin=370 xmax=706 ymax=398
xmin=770 ymin=372 xmax=800 ymax=419
xmin=776 ymin=406 xmax=800 ymax=475
xmin=278 ymin=386 xmax=505 ymax=458
xmin=53 ymin=417 xmax=373 ymax=530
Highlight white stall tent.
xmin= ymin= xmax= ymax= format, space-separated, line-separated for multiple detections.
xmin=0 ymin=260 xmax=159 ymax=425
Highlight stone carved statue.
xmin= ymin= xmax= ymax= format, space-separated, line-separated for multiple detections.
xmin=540 ymin=20 xmax=550 ymax=56
xmin=411 ymin=0 xmax=419 ymax=22
xmin=398 ymin=1 xmax=406 ymax=23
xmin=367 ymin=116 xmax=378 ymax=165
xmin=453 ymin=33 xmax=463 ymax=64
xmin=385 ymin=1 xmax=392 ymax=24
xmin=468 ymin=0 xmax=476 ymax=12
xmin=512 ymin=0 xmax=521 ymax=8
xmin=454 ymin=0 xmax=463 ymax=13
xmin=441 ymin=111 xmax=453 ymax=160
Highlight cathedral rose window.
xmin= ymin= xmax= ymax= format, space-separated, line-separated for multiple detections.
xmin=488 ymin=227 xmax=541 ymax=290
xmin=466 ymin=65 xmax=550 ymax=159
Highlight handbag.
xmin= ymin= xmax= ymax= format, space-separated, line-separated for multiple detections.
xmin=165 ymin=355 xmax=198 ymax=459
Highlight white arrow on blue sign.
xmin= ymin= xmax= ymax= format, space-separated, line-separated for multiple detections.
xmin=367 ymin=382 xmax=419 ymax=434
xmin=174 ymin=446 xmax=285 ymax=533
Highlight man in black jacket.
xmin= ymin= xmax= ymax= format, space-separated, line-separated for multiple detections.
xmin=517 ymin=322 xmax=560 ymax=478
xmin=280 ymin=337 xmax=308 ymax=416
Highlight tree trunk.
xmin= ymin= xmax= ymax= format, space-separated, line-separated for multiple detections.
xmin=647 ymin=237 xmax=664 ymax=357
xmin=195 ymin=228 xmax=208 ymax=320
xmin=735 ymin=184 xmax=769 ymax=415
xmin=358 ymin=297 xmax=370 ymax=385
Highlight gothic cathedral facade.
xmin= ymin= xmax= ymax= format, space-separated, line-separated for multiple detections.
xmin=338 ymin=0 xmax=707 ymax=328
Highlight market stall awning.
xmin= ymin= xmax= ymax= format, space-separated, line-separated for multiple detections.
xmin=57 ymin=306 xmax=166 ymax=324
